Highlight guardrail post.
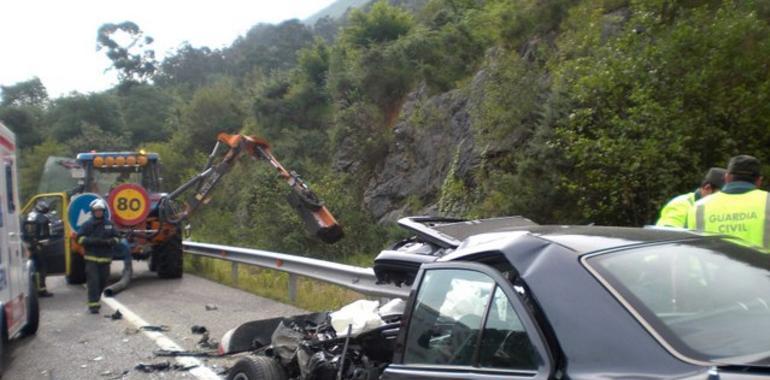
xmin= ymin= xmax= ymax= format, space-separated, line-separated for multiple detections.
xmin=288 ymin=273 xmax=297 ymax=303
xmin=231 ymin=262 xmax=239 ymax=285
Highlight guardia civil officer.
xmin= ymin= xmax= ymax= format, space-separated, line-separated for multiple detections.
xmin=22 ymin=200 xmax=55 ymax=297
xmin=77 ymin=199 xmax=119 ymax=313
xmin=656 ymin=167 xmax=726 ymax=228
xmin=687 ymin=155 xmax=770 ymax=249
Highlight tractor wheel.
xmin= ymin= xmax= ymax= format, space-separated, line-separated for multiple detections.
xmin=156 ymin=235 xmax=183 ymax=279
xmin=65 ymin=250 xmax=86 ymax=285
xmin=226 ymin=356 xmax=287 ymax=380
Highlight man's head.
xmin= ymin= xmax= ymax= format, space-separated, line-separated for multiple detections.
xmin=89 ymin=199 xmax=108 ymax=220
xmin=726 ymin=155 xmax=763 ymax=186
xmin=699 ymin=167 xmax=726 ymax=196
xmin=35 ymin=200 xmax=50 ymax=213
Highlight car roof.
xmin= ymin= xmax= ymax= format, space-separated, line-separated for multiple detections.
xmin=437 ymin=224 xmax=711 ymax=263
xmin=402 ymin=216 xmax=708 ymax=256
xmin=525 ymin=225 xmax=706 ymax=254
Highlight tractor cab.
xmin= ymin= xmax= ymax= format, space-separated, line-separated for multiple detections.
xmin=23 ymin=151 xmax=165 ymax=284
xmin=76 ymin=152 xmax=161 ymax=196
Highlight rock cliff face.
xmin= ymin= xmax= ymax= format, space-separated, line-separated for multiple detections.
xmin=363 ymin=83 xmax=479 ymax=222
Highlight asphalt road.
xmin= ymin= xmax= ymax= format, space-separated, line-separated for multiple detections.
xmin=3 ymin=261 xmax=303 ymax=379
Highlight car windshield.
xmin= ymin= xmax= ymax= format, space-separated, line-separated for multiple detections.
xmin=587 ymin=238 xmax=770 ymax=366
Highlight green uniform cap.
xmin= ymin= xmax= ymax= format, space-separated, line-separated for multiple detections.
xmin=703 ymin=167 xmax=726 ymax=188
xmin=728 ymin=155 xmax=761 ymax=178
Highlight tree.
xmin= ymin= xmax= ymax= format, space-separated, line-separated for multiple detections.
xmin=179 ymin=81 xmax=245 ymax=152
xmin=46 ymin=93 xmax=125 ymax=140
xmin=118 ymin=84 xmax=173 ymax=143
xmin=342 ymin=1 xmax=414 ymax=48
xmin=224 ymin=20 xmax=315 ymax=77
xmin=154 ymin=43 xmax=226 ymax=89
xmin=65 ymin=123 xmax=131 ymax=153
xmin=0 ymin=106 xmax=44 ymax=148
xmin=1 ymin=77 xmax=48 ymax=107
xmin=97 ymin=21 xmax=157 ymax=84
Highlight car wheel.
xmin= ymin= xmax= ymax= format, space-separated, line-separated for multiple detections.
xmin=156 ymin=235 xmax=183 ymax=279
xmin=21 ymin=268 xmax=39 ymax=336
xmin=0 ymin=310 xmax=8 ymax=374
xmin=226 ymin=356 xmax=287 ymax=380
xmin=65 ymin=251 xmax=86 ymax=284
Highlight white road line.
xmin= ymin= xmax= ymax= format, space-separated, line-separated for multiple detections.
xmin=101 ymin=296 xmax=222 ymax=380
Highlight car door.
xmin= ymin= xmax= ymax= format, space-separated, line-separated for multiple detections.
xmin=383 ymin=261 xmax=554 ymax=380
xmin=21 ymin=194 xmax=68 ymax=275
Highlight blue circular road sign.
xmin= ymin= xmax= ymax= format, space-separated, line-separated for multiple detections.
xmin=68 ymin=193 xmax=110 ymax=233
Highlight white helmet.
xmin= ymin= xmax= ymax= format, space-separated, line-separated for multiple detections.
xmin=89 ymin=198 xmax=108 ymax=211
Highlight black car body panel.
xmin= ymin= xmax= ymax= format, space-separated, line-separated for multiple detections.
xmin=231 ymin=217 xmax=770 ymax=379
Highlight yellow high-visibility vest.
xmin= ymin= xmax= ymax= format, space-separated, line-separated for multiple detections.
xmin=656 ymin=192 xmax=696 ymax=228
xmin=688 ymin=189 xmax=770 ymax=249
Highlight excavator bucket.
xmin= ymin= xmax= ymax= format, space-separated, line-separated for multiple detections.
xmin=287 ymin=190 xmax=344 ymax=244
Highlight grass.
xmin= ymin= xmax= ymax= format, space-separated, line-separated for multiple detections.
xmin=183 ymin=253 xmax=370 ymax=311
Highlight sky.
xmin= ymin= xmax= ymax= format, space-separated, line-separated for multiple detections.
xmin=0 ymin=0 xmax=336 ymax=98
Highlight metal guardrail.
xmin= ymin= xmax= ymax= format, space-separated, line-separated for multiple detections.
xmin=182 ymin=241 xmax=410 ymax=300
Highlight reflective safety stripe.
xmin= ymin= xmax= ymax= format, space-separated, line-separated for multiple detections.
xmin=764 ymin=193 xmax=770 ymax=249
xmin=84 ymin=255 xmax=112 ymax=264
xmin=77 ymin=236 xmax=86 ymax=245
xmin=696 ymin=203 xmax=705 ymax=231
xmin=87 ymin=302 xmax=100 ymax=307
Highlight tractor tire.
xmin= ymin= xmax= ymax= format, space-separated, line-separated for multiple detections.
xmin=156 ymin=235 xmax=183 ymax=279
xmin=65 ymin=250 xmax=86 ymax=285
xmin=21 ymin=266 xmax=40 ymax=336
xmin=148 ymin=253 xmax=158 ymax=272
xmin=226 ymin=356 xmax=287 ymax=380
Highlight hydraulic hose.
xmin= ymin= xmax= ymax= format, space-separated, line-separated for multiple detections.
xmin=104 ymin=249 xmax=133 ymax=297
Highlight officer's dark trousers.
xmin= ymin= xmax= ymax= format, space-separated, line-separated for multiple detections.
xmin=86 ymin=260 xmax=110 ymax=308
xmin=31 ymin=248 xmax=47 ymax=292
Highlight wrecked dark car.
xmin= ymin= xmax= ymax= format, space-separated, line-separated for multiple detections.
xmin=223 ymin=216 xmax=770 ymax=379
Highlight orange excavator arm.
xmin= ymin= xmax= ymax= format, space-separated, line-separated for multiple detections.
xmin=160 ymin=133 xmax=343 ymax=244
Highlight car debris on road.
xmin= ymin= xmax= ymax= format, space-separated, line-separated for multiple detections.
xmin=104 ymin=309 xmax=122 ymax=320
xmin=154 ymin=349 xmax=219 ymax=357
xmin=138 ymin=324 xmax=170 ymax=332
xmin=134 ymin=361 xmax=198 ymax=373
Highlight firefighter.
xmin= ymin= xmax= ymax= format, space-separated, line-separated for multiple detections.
xmin=77 ymin=199 xmax=119 ymax=313
xmin=22 ymin=200 xmax=55 ymax=297
xmin=656 ymin=167 xmax=726 ymax=228
xmin=687 ymin=155 xmax=770 ymax=249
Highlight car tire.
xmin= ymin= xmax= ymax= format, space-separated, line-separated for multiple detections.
xmin=21 ymin=268 xmax=39 ymax=336
xmin=226 ymin=356 xmax=287 ymax=380
xmin=156 ymin=235 xmax=183 ymax=279
xmin=0 ymin=310 xmax=8 ymax=375
xmin=65 ymin=251 xmax=86 ymax=285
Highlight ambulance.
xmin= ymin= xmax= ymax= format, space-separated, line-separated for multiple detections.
xmin=0 ymin=122 xmax=39 ymax=371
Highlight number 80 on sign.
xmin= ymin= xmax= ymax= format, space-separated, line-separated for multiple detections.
xmin=108 ymin=183 xmax=151 ymax=226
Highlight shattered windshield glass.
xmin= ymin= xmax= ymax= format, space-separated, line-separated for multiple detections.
xmin=588 ymin=239 xmax=770 ymax=365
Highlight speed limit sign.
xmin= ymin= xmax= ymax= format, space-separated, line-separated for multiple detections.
xmin=108 ymin=183 xmax=151 ymax=226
